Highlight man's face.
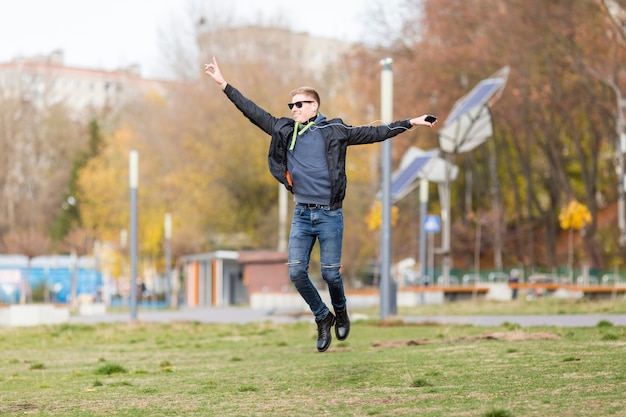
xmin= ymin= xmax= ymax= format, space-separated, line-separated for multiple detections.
xmin=290 ymin=94 xmax=318 ymax=124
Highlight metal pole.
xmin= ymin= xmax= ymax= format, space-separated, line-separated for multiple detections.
xmin=278 ymin=185 xmax=288 ymax=251
xmin=616 ymin=89 xmax=626 ymax=246
xmin=419 ymin=179 xmax=429 ymax=282
xmin=379 ymin=57 xmax=394 ymax=318
xmin=440 ymin=156 xmax=452 ymax=285
xmin=606 ymin=79 xmax=626 ymax=245
xmin=164 ymin=213 xmax=172 ymax=308
xmin=586 ymin=68 xmax=626 ymax=245
xmin=129 ymin=150 xmax=139 ymax=321
xmin=419 ymin=178 xmax=428 ymax=303
xmin=489 ymin=139 xmax=503 ymax=270
xmin=428 ymin=232 xmax=435 ymax=283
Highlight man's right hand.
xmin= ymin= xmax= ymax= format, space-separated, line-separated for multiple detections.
xmin=204 ymin=56 xmax=227 ymax=89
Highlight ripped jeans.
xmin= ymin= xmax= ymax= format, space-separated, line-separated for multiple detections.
xmin=287 ymin=205 xmax=346 ymax=321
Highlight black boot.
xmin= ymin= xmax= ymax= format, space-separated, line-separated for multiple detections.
xmin=315 ymin=312 xmax=335 ymax=352
xmin=334 ymin=307 xmax=350 ymax=341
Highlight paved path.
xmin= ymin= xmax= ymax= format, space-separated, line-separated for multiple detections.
xmin=69 ymin=307 xmax=308 ymax=325
xmin=69 ymin=307 xmax=626 ymax=327
xmin=403 ymin=314 xmax=626 ymax=327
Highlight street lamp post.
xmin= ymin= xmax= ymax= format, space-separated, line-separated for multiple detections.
xmin=379 ymin=57 xmax=396 ymax=318
xmin=419 ymin=178 xmax=429 ymax=303
xmin=129 ymin=150 xmax=139 ymax=321
xmin=164 ymin=213 xmax=172 ymax=308
xmin=278 ymin=185 xmax=288 ymax=251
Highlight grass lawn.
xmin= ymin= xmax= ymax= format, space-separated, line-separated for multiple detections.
xmin=1 ymin=301 xmax=625 ymax=417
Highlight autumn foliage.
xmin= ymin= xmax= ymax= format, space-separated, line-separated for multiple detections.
xmin=1 ymin=0 xmax=625 ymax=285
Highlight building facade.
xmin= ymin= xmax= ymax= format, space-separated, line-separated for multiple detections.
xmin=0 ymin=50 xmax=171 ymax=116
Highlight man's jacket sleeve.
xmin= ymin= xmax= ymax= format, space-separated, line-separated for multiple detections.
xmin=347 ymin=119 xmax=413 ymax=145
xmin=223 ymin=84 xmax=277 ymax=135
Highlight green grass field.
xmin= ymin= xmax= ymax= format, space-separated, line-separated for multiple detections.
xmin=1 ymin=299 xmax=625 ymax=416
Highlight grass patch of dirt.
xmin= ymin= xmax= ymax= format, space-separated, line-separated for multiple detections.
xmin=372 ymin=330 xmax=561 ymax=348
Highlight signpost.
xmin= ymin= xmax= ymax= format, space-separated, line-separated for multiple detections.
xmin=422 ymin=214 xmax=440 ymax=292
xmin=423 ymin=215 xmax=441 ymax=233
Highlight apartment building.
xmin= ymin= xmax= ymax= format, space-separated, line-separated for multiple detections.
xmin=0 ymin=25 xmax=353 ymax=115
xmin=0 ymin=50 xmax=170 ymax=116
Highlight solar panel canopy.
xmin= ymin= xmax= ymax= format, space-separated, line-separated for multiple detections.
xmin=390 ymin=152 xmax=434 ymax=201
xmin=389 ymin=149 xmax=457 ymax=202
xmin=439 ymin=105 xmax=493 ymax=153
xmin=439 ymin=68 xmax=509 ymax=154
xmin=444 ymin=79 xmax=504 ymax=125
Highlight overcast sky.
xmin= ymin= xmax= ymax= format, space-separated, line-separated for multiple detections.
xmin=0 ymin=0 xmax=402 ymax=79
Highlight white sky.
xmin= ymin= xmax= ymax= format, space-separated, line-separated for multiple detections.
xmin=0 ymin=0 xmax=402 ymax=79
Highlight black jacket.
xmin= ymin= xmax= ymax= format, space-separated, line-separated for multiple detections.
xmin=223 ymin=84 xmax=412 ymax=210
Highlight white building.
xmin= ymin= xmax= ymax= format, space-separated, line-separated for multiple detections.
xmin=0 ymin=50 xmax=172 ymax=116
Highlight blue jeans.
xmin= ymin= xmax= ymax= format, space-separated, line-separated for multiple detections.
xmin=288 ymin=205 xmax=346 ymax=321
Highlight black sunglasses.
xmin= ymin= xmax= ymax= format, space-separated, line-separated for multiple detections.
xmin=288 ymin=100 xmax=314 ymax=110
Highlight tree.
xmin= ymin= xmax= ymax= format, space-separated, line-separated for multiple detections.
xmin=559 ymin=200 xmax=592 ymax=279
xmin=50 ymin=119 xmax=105 ymax=242
xmin=368 ymin=0 xmax=626 ymax=271
xmin=0 ymin=96 xmax=86 ymax=245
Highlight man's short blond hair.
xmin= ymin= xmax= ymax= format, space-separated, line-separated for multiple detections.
xmin=290 ymin=87 xmax=320 ymax=107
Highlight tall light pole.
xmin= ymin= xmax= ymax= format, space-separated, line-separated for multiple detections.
xmin=418 ymin=178 xmax=429 ymax=280
xmin=278 ymin=186 xmax=288 ymax=251
xmin=129 ymin=150 xmax=139 ymax=321
xmin=164 ymin=213 xmax=172 ymax=308
xmin=419 ymin=178 xmax=429 ymax=303
xmin=379 ymin=57 xmax=396 ymax=318
xmin=439 ymin=157 xmax=452 ymax=285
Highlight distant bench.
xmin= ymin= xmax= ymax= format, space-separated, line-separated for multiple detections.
xmin=570 ymin=285 xmax=626 ymax=301
xmin=403 ymin=285 xmax=490 ymax=302
xmin=508 ymin=283 xmax=626 ymax=300
xmin=440 ymin=285 xmax=489 ymax=301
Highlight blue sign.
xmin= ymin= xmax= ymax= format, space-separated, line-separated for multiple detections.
xmin=423 ymin=215 xmax=441 ymax=233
